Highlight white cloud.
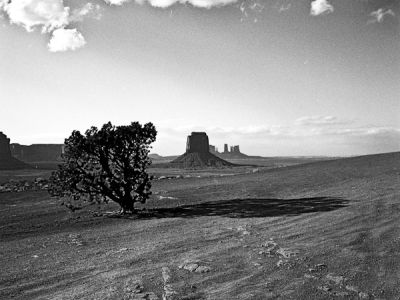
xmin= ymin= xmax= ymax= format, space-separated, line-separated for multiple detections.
xmin=48 ymin=28 xmax=86 ymax=52
xmin=0 ymin=1 xmax=104 ymax=52
xmin=369 ymin=8 xmax=395 ymax=24
xmin=310 ymin=0 xmax=334 ymax=16
xmin=295 ymin=116 xmax=347 ymax=126
xmin=107 ymin=0 xmax=238 ymax=9
xmin=0 ymin=0 xmax=8 ymax=10
xmin=3 ymin=0 xmax=70 ymax=33
xmin=70 ymin=3 xmax=103 ymax=22
xmin=104 ymin=0 xmax=132 ymax=5
xmin=136 ymin=0 xmax=237 ymax=9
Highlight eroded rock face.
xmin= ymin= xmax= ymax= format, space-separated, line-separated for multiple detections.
xmin=172 ymin=132 xmax=234 ymax=168
xmin=186 ymin=132 xmax=210 ymax=154
xmin=0 ymin=132 xmax=31 ymax=170
xmin=0 ymin=132 xmax=11 ymax=158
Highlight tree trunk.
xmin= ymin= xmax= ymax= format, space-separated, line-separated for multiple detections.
xmin=119 ymin=196 xmax=135 ymax=214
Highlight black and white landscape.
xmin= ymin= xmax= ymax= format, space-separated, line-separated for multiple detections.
xmin=0 ymin=0 xmax=399 ymax=299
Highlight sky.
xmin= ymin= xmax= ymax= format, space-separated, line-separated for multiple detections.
xmin=0 ymin=0 xmax=399 ymax=156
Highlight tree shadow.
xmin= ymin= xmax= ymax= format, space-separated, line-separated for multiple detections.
xmin=140 ymin=197 xmax=349 ymax=219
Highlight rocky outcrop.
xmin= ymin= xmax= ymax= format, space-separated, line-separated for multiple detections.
xmin=171 ymin=132 xmax=233 ymax=168
xmin=0 ymin=132 xmax=11 ymax=158
xmin=10 ymin=143 xmax=64 ymax=162
xmin=0 ymin=132 xmax=30 ymax=170
xmin=213 ymin=142 xmax=249 ymax=159
xmin=186 ymin=132 xmax=210 ymax=153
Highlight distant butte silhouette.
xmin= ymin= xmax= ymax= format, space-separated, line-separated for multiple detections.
xmin=0 ymin=132 xmax=30 ymax=170
xmin=171 ymin=132 xmax=233 ymax=168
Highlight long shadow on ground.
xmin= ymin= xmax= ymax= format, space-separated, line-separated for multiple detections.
xmin=140 ymin=197 xmax=349 ymax=219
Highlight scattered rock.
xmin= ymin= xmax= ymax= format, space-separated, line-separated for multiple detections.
xmin=117 ymin=248 xmax=128 ymax=253
xmin=162 ymin=267 xmax=172 ymax=283
xmin=345 ymin=285 xmax=360 ymax=293
xmin=318 ymin=286 xmax=332 ymax=292
xmin=0 ymin=177 xmax=50 ymax=193
xmin=308 ymin=268 xmax=317 ymax=273
xmin=183 ymin=263 xmax=199 ymax=272
xmin=195 ymin=266 xmax=211 ymax=273
xmin=237 ymin=226 xmax=250 ymax=235
xmin=326 ymin=273 xmax=345 ymax=285
xmin=261 ymin=240 xmax=279 ymax=255
xmin=334 ymin=292 xmax=350 ymax=297
xmin=67 ymin=233 xmax=84 ymax=246
xmin=276 ymin=259 xmax=284 ymax=267
xmin=276 ymin=248 xmax=297 ymax=258
xmin=125 ymin=280 xmax=144 ymax=294
xmin=304 ymin=274 xmax=317 ymax=279
xmin=158 ymin=196 xmax=177 ymax=200
xmin=162 ymin=267 xmax=176 ymax=300
xmin=123 ymin=278 xmax=144 ymax=297
xmin=358 ymin=292 xmax=369 ymax=299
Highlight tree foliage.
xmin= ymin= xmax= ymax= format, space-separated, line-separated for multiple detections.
xmin=49 ymin=122 xmax=157 ymax=213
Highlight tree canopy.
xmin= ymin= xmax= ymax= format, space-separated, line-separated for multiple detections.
xmin=49 ymin=121 xmax=157 ymax=213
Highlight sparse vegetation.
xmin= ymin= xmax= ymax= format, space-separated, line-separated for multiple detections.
xmin=48 ymin=121 xmax=157 ymax=213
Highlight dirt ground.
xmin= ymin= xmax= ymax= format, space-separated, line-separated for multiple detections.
xmin=1 ymin=152 xmax=399 ymax=299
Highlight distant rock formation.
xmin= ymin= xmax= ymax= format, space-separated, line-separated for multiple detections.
xmin=0 ymin=132 xmax=11 ymax=158
xmin=210 ymin=142 xmax=249 ymax=159
xmin=171 ymin=132 xmax=233 ymax=168
xmin=0 ymin=132 xmax=30 ymax=170
xmin=11 ymin=143 xmax=64 ymax=162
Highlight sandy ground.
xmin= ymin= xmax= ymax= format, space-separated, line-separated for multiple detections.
xmin=0 ymin=152 xmax=399 ymax=299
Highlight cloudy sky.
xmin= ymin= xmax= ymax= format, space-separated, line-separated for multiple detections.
xmin=0 ymin=0 xmax=399 ymax=156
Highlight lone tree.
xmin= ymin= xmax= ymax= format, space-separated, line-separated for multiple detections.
xmin=49 ymin=121 xmax=157 ymax=214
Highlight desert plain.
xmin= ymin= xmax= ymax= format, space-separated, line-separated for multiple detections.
xmin=1 ymin=152 xmax=399 ymax=299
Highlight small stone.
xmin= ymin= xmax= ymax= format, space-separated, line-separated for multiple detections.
xmin=194 ymin=265 xmax=210 ymax=273
xmin=124 ymin=279 xmax=144 ymax=295
xmin=358 ymin=292 xmax=369 ymax=299
xmin=308 ymin=268 xmax=317 ymax=272
xmin=183 ymin=263 xmax=199 ymax=272
xmin=281 ymin=290 xmax=295 ymax=296
xmin=318 ymin=286 xmax=332 ymax=292
xmin=334 ymin=292 xmax=350 ymax=297
xmin=276 ymin=259 xmax=284 ymax=267
xmin=162 ymin=267 xmax=173 ymax=283
xmin=315 ymin=263 xmax=327 ymax=269
xmin=164 ymin=286 xmax=176 ymax=298
xmin=326 ymin=273 xmax=345 ymax=285
xmin=345 ymin=285 xmax=359 ymax=293
xmin=276 ymin=248 xmax=297 ymax=258
xmin=304 ymin=274 xmax=317 ymax=279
